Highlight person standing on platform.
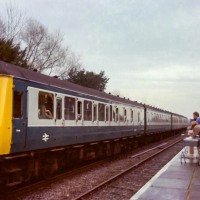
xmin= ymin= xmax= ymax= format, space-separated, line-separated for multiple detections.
xmin=188 ymin=112 xmax=200 ymax=137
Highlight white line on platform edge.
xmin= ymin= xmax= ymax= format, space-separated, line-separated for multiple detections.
xmin=129 ymin=148 xmax=183 ymax=200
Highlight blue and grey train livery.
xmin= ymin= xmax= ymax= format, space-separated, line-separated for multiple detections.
xmin=0 ymin=61 xmax=188 ymax=187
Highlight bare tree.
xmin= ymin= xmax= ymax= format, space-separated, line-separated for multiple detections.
xmin=57 ymin=51 xmax=82 ymax=80
xmin=1 ymin=5 xmax=82 ymax=77
xmin=21 ymin=18 xmax=81 ymax=76
xmin=0 ymin=4 xmax=25 ymax=42
xmin=0 ymin=18 xmax=6 ymax=39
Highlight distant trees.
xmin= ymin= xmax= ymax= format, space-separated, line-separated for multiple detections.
xmin=0 ymin=38 xmax=29 ymax=68
xmin=0 ymin=5 xmax=81 ymax=76
xmin=0 ymin=4 xmax=109 ymax=91
xmin=68 ymin=68 xmax=109 ymax=91
xmin=20 ymin=18 xmax=81 ymax=76
xmin=0 ymin=5 xmax=24 ymax=42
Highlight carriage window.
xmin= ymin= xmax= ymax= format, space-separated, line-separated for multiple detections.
xmin=116 ymin=107 xmax=119 ymax=122
xmin=98 ymin=103 xmax=105 ymax=121
xmin=93 ymin=104 xmax=97 ymax=121
xmin=130 ymin=109 xmax=133 ymax=122
xmin=56 ymin=98 xmax=62 ymax=120
xmin=106 ymin=106 xmax=109 ymax=121
xmin=38 ymin=91 xmax=54 ymax=119
xmin=119 ymin=108 xmax=124 ymax=122
xmin=13 ymin=91 xmax=23 ymax=118
xmin=110 ymin=105 xmax=112 ymax=121
xmin=84 ymin=100 xmax=92 ymax=121
xmin=65 ymin=97 xmax=75 ymax=120
xmin=77 ymin=101 xmax=82 ymax=120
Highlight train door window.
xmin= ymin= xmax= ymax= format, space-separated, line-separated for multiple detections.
xmin=65 ymin=97 xmax=75 ymax=120
xmin=56 ymin=98 xmax=62 ymax=120
xmin=84 ymin=100 xmax=92 ymax=121
xmin=110 ymin=105 xmax=112 ymax=121
xmin=77 ymin=101 xmax=82 ymax=120
xmin=130 ymin=109 xmax=133 ymax=122
xmin=124 ymin=108 xmax=127 ymax=122
xmin=98 ymin=103 xmax=105 ymax=121
xmin=106 ymin=106 xmax=109 ymax=122
xmin=138 ymin=111 xmax=140 ymax=122
xmin=113 ymin=107 xmax=116 ymax=121
xmin=38 ymin=91 xmax=54 ymax=119
xmin=116 ymin=107 xmax=119 ymax=122
xmin=13 ymin=91 xmax=23 ymax=118
xmin=93 ymin=104 xmax=97 ymax=121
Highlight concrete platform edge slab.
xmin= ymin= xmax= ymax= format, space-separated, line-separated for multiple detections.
xmin=130 ymin=149 xmax=183 ymax=200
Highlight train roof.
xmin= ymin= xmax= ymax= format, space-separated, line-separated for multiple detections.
xmin=0 ymin=61 xmax=187 ymax=118
xmin=0 ymin=61 xmax=143 ymax=107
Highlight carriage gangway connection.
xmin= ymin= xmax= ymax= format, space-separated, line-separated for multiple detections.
xmin=130 ymin=140 xmax=200 ymax=200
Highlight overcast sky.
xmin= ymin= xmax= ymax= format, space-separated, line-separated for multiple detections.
xmin=1 ymin=0 xmax=200 ymax=118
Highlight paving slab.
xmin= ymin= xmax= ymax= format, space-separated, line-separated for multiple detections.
xmin=137 ymin=187 xmax=187 ymax=200
xmin=130 ymin=148 xmax=200 ymax=200
xmin=152 ymin=178 xmax=190 ymax=189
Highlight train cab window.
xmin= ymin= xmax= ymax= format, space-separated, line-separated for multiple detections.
xmin=56 ymin=98 xmax=62 ymax=120
xmin=38 ymin=91 xmax=54 ymax=119
xmin=93 ymin=104 xmax=97 ymax=121
xmin=77 ymin=101 xmax=82 ymax=120
xmin=84 ymin=100 xmax=92 ymax=121
xmin=65 ymin=97 xmax=75 ymax=120
xmin=130 ymin=109 xmax=133 ymax=122
xmin=106 ymin=106 xmax=109 ymax=122
xmin=13 ymin=91 xmax=23 ymax=118
xmin=98 ymin=103 xmax=105 ymax=121
xmin=110 ymin=105 xmax=112 ymax=121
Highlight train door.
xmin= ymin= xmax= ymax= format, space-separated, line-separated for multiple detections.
xmin=76 ymin=99 xmax=83 ymax=125
xmin=55 ymin=95 xmax=64 ymax=126
xmin=105 ymin=105 xmax=110 ymax=125
xmin=12 ymin=80 xmax=27 ymax=152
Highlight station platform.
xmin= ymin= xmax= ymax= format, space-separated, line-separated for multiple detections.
xmin=130 ymin=148 xmax=200 ymax=200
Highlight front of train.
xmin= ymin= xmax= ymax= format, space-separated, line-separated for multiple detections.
xmin=0 ymin=75 xmax=13 ymax=155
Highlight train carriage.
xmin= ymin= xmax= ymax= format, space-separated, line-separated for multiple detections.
xmin=172 ymin=113 xmax=188 ymax=131
xmin=0 ymin=61 xmax=146 ymax=156
xmin=146 ymin=106 xmax=171 ymax=134
xmin=0 ymin=61 xmax=188 ymax=187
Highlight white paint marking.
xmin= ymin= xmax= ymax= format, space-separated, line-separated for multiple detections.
xmin=130 ymin=149 xmax=183 ymax=200
xmin=42 ymin=133 xmax=49 ymax=142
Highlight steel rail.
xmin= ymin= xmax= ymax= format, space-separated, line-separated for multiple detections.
xmin=73 ymin=137 xmax=183 ymax=200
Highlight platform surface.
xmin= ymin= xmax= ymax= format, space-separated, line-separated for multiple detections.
xmin=130 ymin=149 xmax=200 ymax=200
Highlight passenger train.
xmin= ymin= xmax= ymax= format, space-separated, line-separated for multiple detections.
xmin=0 ymin=61 xmax=188 ymax=186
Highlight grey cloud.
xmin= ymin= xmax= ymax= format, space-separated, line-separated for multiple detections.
xmin=1 ymin=0 xmax=200 ymax=117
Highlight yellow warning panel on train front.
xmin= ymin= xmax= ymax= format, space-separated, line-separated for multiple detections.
xmin=0 ymin=75 xmax=13 ymax=155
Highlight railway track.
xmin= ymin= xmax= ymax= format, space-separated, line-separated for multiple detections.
xmin=2 ymin=134 xmax=185 ymax=200
xmin=74 ymin=136 xmax=184 ymax=200
xmin=2 ymin=159 xmax=110 ymax=199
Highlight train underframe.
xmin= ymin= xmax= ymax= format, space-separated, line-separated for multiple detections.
xmin=0 ymin=128 xmax=186 ymax=189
